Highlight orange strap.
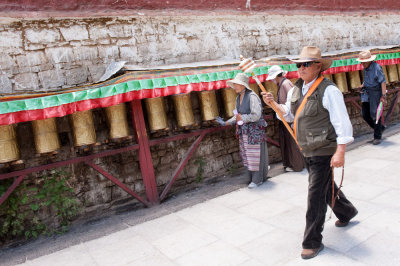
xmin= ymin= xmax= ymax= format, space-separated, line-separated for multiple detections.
xmin=293 ymin=76 xmax=324 ymax=139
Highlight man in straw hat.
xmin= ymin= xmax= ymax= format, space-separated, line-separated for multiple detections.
xmin=356 ymin=50 xmax=387 ymax=145
xmin=266 ymin=65 xmax=304 ymax=172
xmin=216 ymin=73 xmax=269 ymax=188
xmin=262 ymin=46 xmax=358 ymax=259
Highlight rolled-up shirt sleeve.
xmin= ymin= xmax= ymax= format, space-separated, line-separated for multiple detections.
xmin=323 ymin=85 xmax=354 ymax=145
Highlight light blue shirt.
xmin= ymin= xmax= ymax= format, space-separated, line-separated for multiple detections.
xmin=363 ymin=61 xmax=385 ymax=88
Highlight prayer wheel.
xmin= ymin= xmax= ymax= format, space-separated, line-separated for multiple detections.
xmin=333 ymin=72 xmax=348 ymax=93
xmin=264 ymin=81 xmax=279 ymax=100
xmin=360 ymin=69 xmax=364 ymax=83
xmin=347 ymin=71 xmax=362 ymax=90
xmin=323 ymin=74 xmax=333 ymax=81
xmin=144 ymin=97 xmax=168 ymax=131
xmin=105 ymin=103 xmax=130 ymax=140
xmin=289 ymin=78 xmax=299 ymax=85
xmin=221 ymin=87 xmax=237 ymax=118
xmin=381 ymin=65 xmax=389 ymax=83
xmin=198 ymin=90 xmax=219 ymax=121
xmin=32 ymin=118 xmax=60 ymax=154
xmin=0 ymin=124 xmax=20 ymax=163
xmin=387 ymin=64 xmax=399 ymax=83
xmin=172 ymin=93 xmax=195 ymax=127
xmin=70 ymin=110 xmax=97 ymax=147
xmin=397 ymin=64 xmax=400 ymax=77
xmin=249 ymin=83 xmax=260 ymax=96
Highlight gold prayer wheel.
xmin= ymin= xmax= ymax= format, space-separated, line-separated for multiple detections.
xmin=144 ymin=97 xmax=168 ymax=131
xmin=323 ymin=74 xmax=333 ymax=81
xmin=32 ymin=118 xmax=60 ymax=154
xmin=360 ymin=69 xmax=364 ymax=83
xmin=0 ymin=124 xmax=20 ymax=163
xmin=70 ymin=110 xmax=97 ymax=147
xmin=172 ymin=93 xmax=195 ymax=127
xmin=264 ymin=81 xmax=279 ymax=100
xmin=333 ymin=72 xmax=348 ymax=93
xmin=249 ymin=83 xmax=260 ymax=96
xmin=221 ymin=87 xmax=237 ymax=118
xmin=347 ymin=71 xmax=361 ymax=90
xmin=381 ymin=65 xmax=389 ymax=83
xmin=387 ymin=64 xmax=399 ymax=83
xmin=105 ymin=103 xmax=130 ymax=140
xmin=397 ymin=64 xmax=400 ymax=77
xmin=289 ymin=78 xmax=299 ymax=85
xmin=198 ymin=90 xmax=219 ymax=121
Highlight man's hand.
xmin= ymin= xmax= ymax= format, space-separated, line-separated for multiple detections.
xmin=331 ymin=144 xmax=346 ymax=168
xmin=380 ymin=95 xmax=387 ymax=104
xmin=261 ymin=92 xmax=275 ymax=107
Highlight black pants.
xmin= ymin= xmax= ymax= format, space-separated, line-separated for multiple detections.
xmin=361 ymin=90 xmax=383 ymax=140
xmin=278 ymin=122 xmax=304 ymax=171
xmin=302 ymin=155 xmax=358 ymax=249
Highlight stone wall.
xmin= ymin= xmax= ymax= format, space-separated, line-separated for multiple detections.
xmin=1 ymin=14 xmax=400 ymax=94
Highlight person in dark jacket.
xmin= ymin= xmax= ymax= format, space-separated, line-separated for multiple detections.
xmin=262 ymin=46 xmax=358 ymax=260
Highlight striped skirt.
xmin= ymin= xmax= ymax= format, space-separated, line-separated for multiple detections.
xmin=239 ymin=133 xmax=268 ymax=172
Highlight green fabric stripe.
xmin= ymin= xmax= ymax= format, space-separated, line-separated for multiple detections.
xmin=1 ymin=52 xmax=399 ymax=115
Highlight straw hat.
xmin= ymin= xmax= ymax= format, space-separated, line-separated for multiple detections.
xmin=291 ymin=46 xmax=332 ymax=72
xmin=227 ymin=73 xmax=251 ymax=90
xmin=356 ymin=50 xmax=376 ymax=62
xmin=266 ymin=65 xmax=288 ymax=81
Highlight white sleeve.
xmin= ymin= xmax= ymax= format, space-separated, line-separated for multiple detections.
xmin=322 ymin=85 xmax=354 ymax=145
xmin=276 ymin=87 xmax=295 ymax=123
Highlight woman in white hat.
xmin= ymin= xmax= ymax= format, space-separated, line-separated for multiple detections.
xmin=267 ymin=65 xmax=304 ymax=172
xmin=356 ymin=50 xmax=387 ymax=145
xmin=216 ymin=73 xmax=268 ymax=188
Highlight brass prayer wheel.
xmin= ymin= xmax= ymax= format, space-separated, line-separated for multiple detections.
xmin=198 ymin=90 xmax=219 ymax=121
xmin=381 ymin=65 xmax=389 ymax=83
xmin=105 ymin=103 xmax=130 ymax=140
xmin=387 ymin=64 xmax=399 ymax=83
xmin=172 ymin=93 xmax=195 ymax=127
xmin=323 ymin=74 xmax=333 ymax=81
xmin=32 ymin=118 xmax=60 ymax=154
xmin=397 ymin=64 xmax=400 ymax=77
xmin=347 ymin=71 xmax=361 ymax=90
xmin=0 ymin=124 xmax=20 ymax=163
xmin=221 ymin=87 xmax=237 ymax=118
xmin=70 ymin=110 xmax=97 ymax=147
xmin=333 ymin=72 xmax=348 ymax=93
xmin=264 ymin=81 xmax=278 ymax=100
xmin=289 ymin=78 xmax=299 ymax=85
xmin=144 ymin=97 xmax=168 ymax=131
xmin=249 ymin=83 xmax=260 ymax=96
xmin=360 ymin=69 xmax=364 ymax=83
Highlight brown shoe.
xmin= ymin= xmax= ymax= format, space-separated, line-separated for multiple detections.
xmin=301 ymin=243 xmax=324 ymax=260
xmin=335 ymin=209 xmax=358 ymax=227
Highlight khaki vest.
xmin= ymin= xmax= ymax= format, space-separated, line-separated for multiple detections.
xmin=292 ymin=78 xmax=337 ymax=157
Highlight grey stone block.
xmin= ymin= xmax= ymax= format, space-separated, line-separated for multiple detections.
xmin=38 ymin=69 xmax=65 ymax=90
xmin=60 ymin=25 xmax=89 ymax=41
xmin=14 ymin=72 xmax=39 ymax=91
xmin=25 ymin=28 xmax=60 ymax=44
xmin=45 ymin=47 xmax=74 ymax=64
xmin=65 ymin=67 xmax=89 ymax=86
xmin=0 ymin=75 xmax=13 ymax=93
xmin=16 ymin=51 xmax=47 ymax=67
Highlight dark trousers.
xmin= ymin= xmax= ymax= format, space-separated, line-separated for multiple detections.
xmin=302 ymin=155 xmax=358 ymax=249
xmin=278 ymin=122 xmax=304 ymax=171
xmin=361 ymin=88 xmax=383 ymax=139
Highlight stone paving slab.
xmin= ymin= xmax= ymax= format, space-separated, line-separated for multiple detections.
xmin=2 ymin=126 xmax=400 ymax=266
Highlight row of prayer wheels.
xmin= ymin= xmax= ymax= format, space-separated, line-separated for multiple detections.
xmin=0 ymin=89 xmax=238 ymax=164
xmin=0 ymin=103 xmax=130 ymax=164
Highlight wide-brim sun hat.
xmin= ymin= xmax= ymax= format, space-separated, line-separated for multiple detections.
xmin=227 ymin=73 xmax=251 ymax=90
xmin=291 ymin=46 xmax=332 ymax=72
xmin=356 ymin=50 xmax=377 ymax=62
xmin=266 ymin=65 xmax=288 ymax=81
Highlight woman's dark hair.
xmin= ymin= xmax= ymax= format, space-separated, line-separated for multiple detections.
xmin=277 ymin=73 xmax=283 ymax=77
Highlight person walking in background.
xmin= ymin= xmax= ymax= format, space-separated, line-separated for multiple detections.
xmin=262 ymin=46 xmax=358 ymax=259
xmin=216 ymin=73 xmax=269 ymax=188
xmin=266 ymin=65 xmax=304 ymax=172
xmin=357 ymin=50 xmax=387 ymax=145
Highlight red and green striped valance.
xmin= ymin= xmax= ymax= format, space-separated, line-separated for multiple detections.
xmin=1 ymin=51 xmax=400 ymax=125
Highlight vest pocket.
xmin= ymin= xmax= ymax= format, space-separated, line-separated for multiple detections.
xmin=303 ymin=96 xmax=318 ymax=117
xmin=304 ymin=127 xmax=330 ymax=150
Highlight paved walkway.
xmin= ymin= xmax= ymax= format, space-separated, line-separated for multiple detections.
xmin=4 ymin=128 xmax=400 ymax=265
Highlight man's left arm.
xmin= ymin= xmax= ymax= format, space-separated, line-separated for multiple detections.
xmin=323 ymin=85 xmax=354 ymax=167
xmin=380 ymin=82 xmax=387 ymax=104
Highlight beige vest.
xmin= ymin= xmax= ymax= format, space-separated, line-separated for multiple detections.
xmin=292 ymin=78 xmax=337 ymax=157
